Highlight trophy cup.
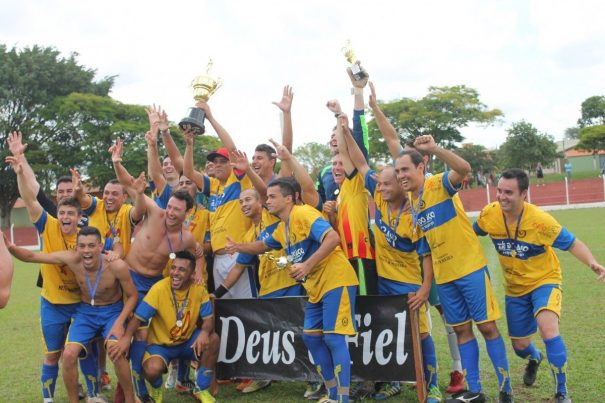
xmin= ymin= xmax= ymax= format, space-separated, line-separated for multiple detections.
xmin=264 ymin=253 xmax=306 ymax=283
xmin=178 ymin=60 xmax=223 ymax=135
xmin=342 ymin=39 xmax=368 ymax=81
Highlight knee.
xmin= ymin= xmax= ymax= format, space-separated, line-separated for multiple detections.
xmin=61 ymin=346 xmax=81 ymax=366
xmin=453 ymin=322 xmax=474 ymax=343
xmin=511 ymin=338 xmax=530 ymax=352
xmin=143 ymin=358 xmax=165 ymax=382
xmin=538 ymin=320 xmax=559 ymax=340
xmin=477 ymin=321 xmax=500 ymax=339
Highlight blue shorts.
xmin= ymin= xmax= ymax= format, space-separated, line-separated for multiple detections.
xmin=130 ymin=270 xmax=163 ymax=326
xmin=40 ymin=297 xmax=79 ymax=354
xmin=436 ymin=267 xmax=501 ymax=326
xmin=66 ymin=301 xmax=124 ymax=356
xmin=144 ymin=328 xmax=202 ymax=369
xmin=506 ymin=284 xmax=562 ymax=338
xmin=304 ymin=286 xmax=357 ymax=335
xmin=378 ymin=278 xmax=430 ymax=334
xmin=260 ymin=284 xmax=305 ymax=299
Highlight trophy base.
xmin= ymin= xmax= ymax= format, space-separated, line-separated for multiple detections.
xmin=179 ymin=107 xmax=206 ymax=135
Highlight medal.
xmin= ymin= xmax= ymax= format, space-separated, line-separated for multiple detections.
xmin=114 ymin=236 xmax=120 ymax=243
xmin=85 ymin=260 xmax=103 ymax=308
xmin=169 ymin=252 xmax=176 ymax=260
xmin=502 ymin=208 xmax=524 ymax=260
xmin=171 ymin=286 xmax=190 ymax=330
xmin=176 ymin=319 xmax=183 ymax=328
xmin=165 ymin=222 xmax=183 ymax=262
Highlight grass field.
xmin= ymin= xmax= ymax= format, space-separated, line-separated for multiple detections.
xmin=1 ymin=208 xmax=604 ymax=402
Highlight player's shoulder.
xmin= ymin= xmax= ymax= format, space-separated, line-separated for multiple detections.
xmin=479 ymin=202 xmax=500 ymax=217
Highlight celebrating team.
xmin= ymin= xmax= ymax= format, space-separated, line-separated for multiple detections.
xmin=3 ymin=65 xmax=605 ymax=403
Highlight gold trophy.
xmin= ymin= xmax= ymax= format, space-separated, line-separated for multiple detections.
xmin=342 ymin=39 xmax=368 ymax=81
xmin=263 ymin=253 xmax=306 ymax=283
xmin=178 ymin=60 xmax=223 ymax=135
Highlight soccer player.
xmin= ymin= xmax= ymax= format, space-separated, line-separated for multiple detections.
xmin=0 ymin=229 xmax=13 ymax=309
xmin=396 ymin=135 xmax=513 ymax=403
xmin=6 ymin=226 xmax=138 ymax=403
xmin=109 ymin=139 xmax=201 ymax=402
xmin=111 ymin=251 xmax=219 ymax=403
xmin=182 ymin=103 xmax=259 ymax=298
xmin=6 ymin=154 xmax=105 ymax=402
xmin=473 ymin=168 xmax=605 ymax=403
xmin=340 ymin=116 xmax=441 ymax=402
xmin=226 ymin=178 xmax=359 ymax=403
xmin=368 ymin=82 xmax=465 ymax=393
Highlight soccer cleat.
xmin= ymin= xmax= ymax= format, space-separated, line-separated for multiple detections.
xmin=78 ymin=383 xmax=86 ymax=400
xmin=164 ymin=364 xmax=177 ymax=389
xmin=86 ymin=395 xmax=108 ymax=403
xmin=193 ymin=388 xmax=216 ymax=403
xmin=350 ymin=381 xmax=373 ymax=401
xmin=305 ymin=382 xmax=326 ymax=400
xmin=446 ymin=371 xmax=466 ymax=394
xmin=554 ymin=392 xmax=572 ymax=403
xmin=236 ymin=379 xmax=253 ymax=391
xmin=175 ymin=379 xmax=196 ymax=393
xmin=317 ymin=397 xmax=338 ymax=403
xmin=137 ymin=394 xmax=156 ymax=403
xmin=498 ymin=391 xmax=514 ymax=403
xmin=373 ymin=381 xmax=401 ymax=400
xmin=523 ymin=354 xmax=542 ymax=386
xmin=149 ymin=386 xmax=163 ymax=403
xmin=241 ymin=379 xmax=271 ymax=393
xmin=427 ymin=385 xmax=443 ymax=403
xmin=100 ymin=371 xmax=111 ymax=391
xmin=445 ymin=391 xmax=486 ymax=403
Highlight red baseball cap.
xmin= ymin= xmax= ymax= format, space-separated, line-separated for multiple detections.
xmin=207 ymin=148 xmax=229 ymax=162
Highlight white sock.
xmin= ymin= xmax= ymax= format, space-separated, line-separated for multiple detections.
xmin=441 ymin=313 xmax=462 ymax=372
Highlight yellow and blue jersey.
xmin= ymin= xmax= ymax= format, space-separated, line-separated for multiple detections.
xmin=365 ymin=170 xmax=422 ymax=285
xmin=85 ymin=197 xmax=134 ymax=255
xmin=34 ymin=210 xmax=81 ymax=304
xmin=336 ymin=169 xmax=375 ymax=260
xmin=135 ymin=278 xmax=213 ymax=346
xmin=237 ymin=208 xmax=298 ymax=296
xmin=413 ymin=172 xmax=487 ymax=284
xmin=474 ymin=202 xmax=575 ymax=297
xmin=202 ymin=171 xmax=252 ymax=251
xmin=264 ymin=204 xmax=358 ymax=303
xmin=149 ymin=180 xmax=173 ymax=209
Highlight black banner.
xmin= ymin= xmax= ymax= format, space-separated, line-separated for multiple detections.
xmin=215 ymin=295 xmax=416 ymax=382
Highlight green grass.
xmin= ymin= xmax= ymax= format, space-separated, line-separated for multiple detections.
xmin=1 ymin=208 xmax=604 ymax=402
xmin=530 ymin=170 xmax=602 ymax=184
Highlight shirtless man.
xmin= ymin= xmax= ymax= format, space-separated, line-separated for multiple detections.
xmin=6 ymin=226 xmax=138 ymax=403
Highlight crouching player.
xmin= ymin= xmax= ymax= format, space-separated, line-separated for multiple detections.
xmin=111 ymin=251 xmax=219 ymax=403
xmin=7 ymin=226 xmax=138 ymax=403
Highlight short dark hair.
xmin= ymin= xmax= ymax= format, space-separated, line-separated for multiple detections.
xmin=57 ymin=197 xmax=82 ymax=215
xmin=255 ymin=144 xmax=277 ymax=160
xmin=397 ymin=149 xmax=425 ymax=167
xmin=268 ymin=177 xmax=296 ymax=202
xmin=106 ymin=179 xmax=127 ymax=195
xmin=500 ymin=168 xmax=529 ymax=193
xmin=77 ymin=226 xmax=101 ymax=242
xmin=56 ymin=176 xmax=72 ymax=187
xmin=170 ymin=189 xmax=194 ymax=211
xmin=174 ymin=250 xmax=196 ymax=270
xmin=278 ymin=176 xmax=302 ymax=203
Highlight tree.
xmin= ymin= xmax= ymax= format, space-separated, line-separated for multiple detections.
xmin=576 ymin=124 xmax=605 ymax=169
xmin=577 ymin=95 xmax=605 ymax=127
xmin=293 ymin=142 xmax=332 ymax=177
xmin=498 ymin=120 xmax=560 ymax=171
xmin=0 ymin=44 xmax=113 ymax=227
xmin=367 ymin=85 xmax=503 ymax=160
xmin=564 ymin=126 xmax=580 ymax=139
xmin=454 ymin=143 xmax=497 ymax=174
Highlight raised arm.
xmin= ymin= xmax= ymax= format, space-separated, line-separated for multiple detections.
xmin=195 ymin=101 xmax=236 ymax=152
xmin=6 ymin=131 xmax=42 ymax=201
xmin=341 ymin=118 xmax=371 ymax=178
xmin=272 ymin=85 xmax=294 ymax=152
xmin=230 ymin=150 xmax=267 ymax=200
xmin=334 ymin=113 xmax=356 ymax=175
xmin=368 ymin=82 xmax=401 ymax=160
xmin=5 ymin=155 xmax=43 ymax=221
xmin=269 ymin=138 xmax=319 ymax=208
xmin=414 ymin=135 xmax=471 ymax=186
xmin=145 ymin=122 xmax=167 ymax=193
xmin=182 ymin=129 xmax=207 ymax=192
xmin=158 ymin=108 xmax=185 ymax=173
xmin=6 ymin=239 xmax=70 ymax=266
xmin=70 ymin=168 xmax=92 ymax=210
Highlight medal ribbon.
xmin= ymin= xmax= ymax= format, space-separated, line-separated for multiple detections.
xmin=502 ymin=208 xmax=524 ymax=258
xmin=386 ymin=199 xmax=406 ymax=234
xmin=409 ymin=187 xmax=424 ymax=232
xmin=85 ymin=259 xmax=103 ymax=306
xmin=170 ymin=286 xmax=190 ymax=325
xmin=165 ymin=221 xmax=183 ymax=258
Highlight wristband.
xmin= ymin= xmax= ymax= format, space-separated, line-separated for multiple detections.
xmin=334 ymin=112 xmax=342 ymax=118
xmin=214 ymin=285 xmax=229 ymax=298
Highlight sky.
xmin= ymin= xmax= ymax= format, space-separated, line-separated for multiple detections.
xmin=2 ymin=0 xmax=604 ymax=156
